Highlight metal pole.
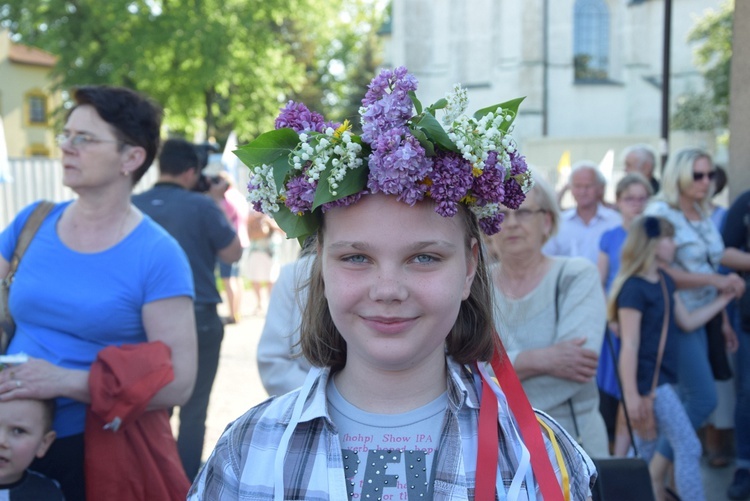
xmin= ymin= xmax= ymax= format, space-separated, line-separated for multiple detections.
xmin=660 ymin=0 xmax=672 ymax=171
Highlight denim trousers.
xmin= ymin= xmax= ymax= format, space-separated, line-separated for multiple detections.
xmin=657 ymin=325 xmax=717 ymax=461
xmin=734 ymin=309 xmax=750 ymax=469
xmin=177 ymin=303 xmax=225 ymax=481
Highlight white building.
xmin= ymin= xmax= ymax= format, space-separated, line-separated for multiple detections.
xmin=387 ymin=0 xmax=723 ymax=182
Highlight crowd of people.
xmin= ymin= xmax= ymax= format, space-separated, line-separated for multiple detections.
xmin=1 ymin=69 xmax=749 ymax=501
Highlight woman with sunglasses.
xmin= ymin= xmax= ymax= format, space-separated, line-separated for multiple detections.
xmin=644 ymin=147 xmax=750 ymax=495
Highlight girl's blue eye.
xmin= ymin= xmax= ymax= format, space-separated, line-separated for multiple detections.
xmin=12 ymin=427 xmax=26 ymax=436
xmin=414 ymin=254 xmax=437 ymax=264
xmin=344 ymin=254 xmax=367 ymax=264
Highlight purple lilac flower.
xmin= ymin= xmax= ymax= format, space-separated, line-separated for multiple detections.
xmin=246 ymin=181 xmax=264 ymax=213
xmin=470 ymin=151 xmax=506 ymax=204
xmin=501 ymin=178 xmax=526 ymax=209
xmin=509 ymin=150 xmax=529 ymax=176
xmin=360 ymin=67 xmax=418 ymax=144
xmin=366 ymin=127 xmax=432 ymax=205
xmin=321 ymin=191 xmax=367 ymax=212
xmin=501 ymin=150 xmax=529 ymax=209
xmin=478 ymin=212 xmax=505 ymax=235
xmin=275 ymin=101 xmax=327 ymax=133
xmin=429 ymin=151 xmax=473 ymax=217
xmin=284 ymin=175 xmax=317 ymax=214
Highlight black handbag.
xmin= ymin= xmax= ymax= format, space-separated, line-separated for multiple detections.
xmin=590 ymin=329 xmax=658 ymax=501
xmin=705 ymin=311 xmax=733 ymax=380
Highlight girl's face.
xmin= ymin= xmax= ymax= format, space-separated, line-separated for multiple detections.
xmin=681 ymin=156 xmax=714 ymax=202
xmin=655 ymin=236 xmax=677 ymax=264
xmin=616 ymin=183 xmax=649 ymax=221
xmin=321 ymin=194 xmax=478 ymax=373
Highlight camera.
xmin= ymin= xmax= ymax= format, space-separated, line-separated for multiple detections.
xmin=192 ymin=141 xmax=221 ymax=193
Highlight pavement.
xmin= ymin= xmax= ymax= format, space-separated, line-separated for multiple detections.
xmin=187 ymin=293 xmax=741 ymax=500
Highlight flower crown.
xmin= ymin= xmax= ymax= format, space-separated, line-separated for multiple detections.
xmin=236 ymin=66 xmax=532 ymax=242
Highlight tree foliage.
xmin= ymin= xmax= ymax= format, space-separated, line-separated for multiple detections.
xmin=0 ymin=0 xmax=386 ymax=144
xmin=686 ymin=0 xmax=733 ymax=128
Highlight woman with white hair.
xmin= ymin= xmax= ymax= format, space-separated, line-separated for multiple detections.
xmin=488 ymin=174 xmax=610 ymax=458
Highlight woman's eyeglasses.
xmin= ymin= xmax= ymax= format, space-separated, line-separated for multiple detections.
xmin=56 ymin=133 xmax=122 ymax=149
xmin=497 ymin=208 xmax=546 ymax=222
xmin=692 ymin=171 xmax=716 ymax=182
xmin=621 ymin=196 xmax=649 ymax=204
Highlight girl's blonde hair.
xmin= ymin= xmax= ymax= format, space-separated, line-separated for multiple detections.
xmin=606 ymin=216 xmax=675 ymax=321
xmin=300 ymin=202 xmax=501 ymax=371
xmin=658 ymin=147 xmax=714 ymax=212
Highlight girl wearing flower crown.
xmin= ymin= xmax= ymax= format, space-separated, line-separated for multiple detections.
xmin=608 ymin=216 xmax=737 ymax=501
xmin=189 ymin=67 xmax=596 ymax=500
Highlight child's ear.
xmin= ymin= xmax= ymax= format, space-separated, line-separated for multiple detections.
xmin=35 ymin=430 xmax=57 ymax=459
xmin=462 ymin=238 xmax=479 ymax=300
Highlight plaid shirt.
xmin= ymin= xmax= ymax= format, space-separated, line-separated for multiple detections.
xmin=189 ymin=358 xmax=596 ymax=500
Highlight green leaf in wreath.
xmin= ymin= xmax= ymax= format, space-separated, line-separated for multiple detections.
xmin=413 ymin=111 xmax=457 ymax=152
xmin=426 ymin=97 xmax=448 ymax=113
xmin=272 ymin=204 xmax=320 ymax=241
xmin=234 ymin=128 xmax=300 ymax=190
xmin=410 ymin=128 xmax=435 ymax=157
xmin=311 ymin=162 xmax=368 ymax=211
xmin=472 ymin=97 xmax=526 ymax=132
xmin=409 ymin=91 xmax=423 ymax=115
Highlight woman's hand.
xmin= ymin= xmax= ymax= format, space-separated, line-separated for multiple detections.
xmin=723 ymin=316 xmax=740 ymax=353
xmin=626 ymin=392 xmax=657 ymax=441
xmin=714 ymin=273 xmax=746 ymax=297
xmin=544 ymin=338 xmax=599 ymax=383
xmin=0 ymin=358 xmax=89 ymax=402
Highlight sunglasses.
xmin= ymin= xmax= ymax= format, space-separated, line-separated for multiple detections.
xmin=692 ymin=171 xmax=716 ymax=182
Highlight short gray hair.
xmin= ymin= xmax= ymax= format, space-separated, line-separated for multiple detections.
xmin=571 ymin=161 xmax=606 ymax=186
xmin=622 ymin=144 xmax=657 ymax=172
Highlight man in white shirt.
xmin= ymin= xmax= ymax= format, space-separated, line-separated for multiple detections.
xmin=543 ymin=162 xmax=621 ymax=264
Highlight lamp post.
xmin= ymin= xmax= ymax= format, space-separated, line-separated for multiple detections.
xmin=660 ymin=0 xmax=672 ymax=171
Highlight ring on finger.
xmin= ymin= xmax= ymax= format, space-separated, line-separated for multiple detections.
xmin=14 ymin=380 xmax=20 ymax=389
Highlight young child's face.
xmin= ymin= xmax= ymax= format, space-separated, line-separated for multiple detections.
xmin=321 ymin=193 xmax=478 ymax=372
xmin=655 ymin=236 xmax=677 ymax=264
xmin=0 ymin=400 xmax=56 ymax=484
xmin=616 ymin=183 xmax=649 ymax=221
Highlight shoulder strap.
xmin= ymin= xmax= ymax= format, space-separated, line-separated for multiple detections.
xmin=490 ymin=348 xmax=565 ymax=501
xmin=6 ymin=201 xmax=55 ymax=284
xmin=650 ymin=272 xmax=671 ymax=393
xmin=554 ymin=260 xmax=567 ymax=324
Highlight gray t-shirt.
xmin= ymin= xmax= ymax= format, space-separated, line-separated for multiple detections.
xmin=133 ymin=183 xmax=237 ymax=304
xmin=327 ymin=378 xmax=446 ymax=501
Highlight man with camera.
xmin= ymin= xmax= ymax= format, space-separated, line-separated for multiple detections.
xmin=133 ymin=138 xmax=242 ymax=481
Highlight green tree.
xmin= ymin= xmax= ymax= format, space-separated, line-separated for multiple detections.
xmin=0 ymin=0 xmax=386 ymax=144
xmin=687 ymin=0 xmax=733 ymax=127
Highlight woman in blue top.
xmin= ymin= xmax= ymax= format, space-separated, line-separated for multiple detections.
xmin=596 ymin=172 xmax=652 ymax=455
xmin=610 ymin=216 xmax=736 ymax=500
xmin=0 ymin=86 xmax=197 ymax=500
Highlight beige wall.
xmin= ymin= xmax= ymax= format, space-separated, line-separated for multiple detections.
xmin=0 ymin=34 xmax=61 ymax=158
xmin=728 ymin=0 xmax=750 ymax=202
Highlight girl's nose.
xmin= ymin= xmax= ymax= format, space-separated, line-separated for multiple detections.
xmin=369 ymin=267 xmax=409 ymax=303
